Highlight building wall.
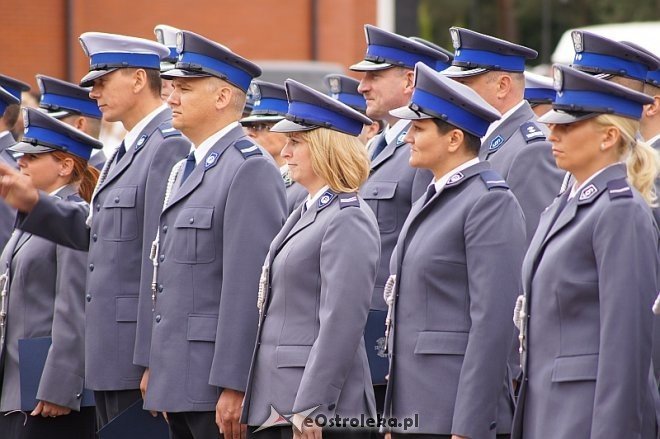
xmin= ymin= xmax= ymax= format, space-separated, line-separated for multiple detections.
xmin=1 ymin=0 xmax=376 ymax=90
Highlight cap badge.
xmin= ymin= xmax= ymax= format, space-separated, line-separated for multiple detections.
xmin=450 ymin=29 xmax=461 ymax=49
xmin=571 ymin=31 xmax=583 ymax=53
xmin=329 ymin=77 xmax=341 ymax=94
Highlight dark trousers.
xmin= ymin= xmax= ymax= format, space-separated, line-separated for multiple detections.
xmin=392 ymin=434 xmax=511 ymax=439
xmin=93 ymin=389 xmax=142 ymax=429
xmin=0 ymin=406 xmax=96 ymax=439
xmin=249 ymin=425 xmax=371 ymax=439
xmin=168 ymin=411 xmax=221 ymax=439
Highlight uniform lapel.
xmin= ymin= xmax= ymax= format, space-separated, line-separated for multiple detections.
xmin=370 ymin=122 xmax=410 ymax=170
xmin=274 ymin=192 xmax=338 ymax=254
xmin=480 ymin=102 xmax=535 ymax=160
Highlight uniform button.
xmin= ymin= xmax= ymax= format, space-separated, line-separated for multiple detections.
xmin=162 ymin=225 xmax=168 ymax=233
xmin=188 ymin=217 xmax=194 ymax=224
xmin=86 ymin=294 xmax=91 ymax=302
xmin=75 ymin=392 xmax=82 ymax=398
xmin=88 ymin=263 xmax=94 ymax=272
xmin=328 ymin=403 xmax=335 ymax=411
xmin=114 ymin=197 xmax=120 ymax=203
xmin=372 ymin=188 xmax=378 ymax=195
xmin=96 ymin=204 xmax=100 ymax=212
xmin=159 ymin=255 xmax=165 ymax=262
xmin=158 ymin=284 xmax=164 ymax=293
xmin=92 ymin=233 xmax=98 ymax=242
xmin=155 ymin=315 xmax=161 ymax=323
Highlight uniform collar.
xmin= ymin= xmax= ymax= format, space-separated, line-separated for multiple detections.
xmin=433 ymin=157 xmax=480 ymax=192
xmin=568 ymin=163 xmax=621 ymax=200
xmin=123 ymin=104 xmax=168 ymax=150
xmin=304 ymin=184 xmax=330 ymax=211
xmin=481 ymin=100 xmax=525 ymax=142
xmin=646 ymin=132 xmax=660 ymax=147
xmin=191 ymin=121 xmax=241 ymax=164
xmin=384 ymin=119 xmax=409 ymax=145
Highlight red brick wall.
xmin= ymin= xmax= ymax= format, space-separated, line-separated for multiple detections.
xmin=1 ymin=0 xmax=375 ymax=90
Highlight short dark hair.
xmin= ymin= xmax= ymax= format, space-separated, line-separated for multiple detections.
xmin=431 ymin=118 xmax=481 ymax=156
xmin=2 ymin=103 xmax=20 ymax=128
xmin=122 ymin=68 xmax=162 ymax=97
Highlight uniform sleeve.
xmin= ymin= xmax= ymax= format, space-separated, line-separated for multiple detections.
xmin=209 ymin=157 xmax=287 ymax=392
xmin=133 ymin=135 xmax=190 ymax=367
xmin=590 ymin=201 xmax=658 ymax=438
xmin=36 ymin=242 xmax=89 ymax=411
xmin=452 ymin=190 xmax=526 ymax=438
xmin=506 ymin=140 xmax=564 ymax=243
xmin=293 ymin=207 xmax=380 ymax=417
xmin=17 ymin=194 xmax=90 ymax=250
xmin=0 ymin=201 xmax=16 ymax=252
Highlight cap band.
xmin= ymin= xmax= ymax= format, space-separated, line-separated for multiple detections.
xmin=453 ymin=48 xmax=526 ymax=72
xmin=333 ymin=92 xmax=366 ymax=111
xmin=366 ymin=44 xmax=439 ymax=70
xmin=41 ymin=93 xmax=102 ymax=119
xmin=252 ymin=97 xmax=288 ymax=115
xmin=647 ymin=69 xmax=660 ymax=87
xmin=524 ymin=88 xmax=556 ymax=104
xmin=555 ymin=89 xmax=643 ymax=119
xmin=23 ymin=126 xmax=93 ymax=160
xmin=176 ymin=51 xmax=253 ymax=91
xmin=412 ymin=88 xmax=491 ymax=137
xmin=90 ymin=52 xmax=161 ymax=70
xmin=573 ymin=52 xmax=648 ymax=81
xmin=288 ymin=101 xmax=363 ymax=136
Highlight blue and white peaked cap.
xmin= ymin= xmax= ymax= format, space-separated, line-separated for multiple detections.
xmin=271 ymin=79 xmax=372 ymax=136
xmin=0 ymin=74 xmax=30 ymax=101
xmin=154 ymin=24 xmax=181 ymax=72
xmin=9 ymin=108 xmax=103 ymax=161
xmin=524 ymin=71 xmax=556 ymax=105
xmin=620 ymin=41 xmax=660 ymax=87
xmin=0 ymin=85 xmax=20 ymax=118
xmin=36 ymin=75 xmax=102 ymax=119
xmin=408 ymin=36 xmax=454 ymax=71
xmin=390 ymin=62 xmax=500 ymax=138
xmin=240 ymin=81 xmax=288 ymax=123
xmin=350 ymin=24 xmax=449 ymax=72
xmin=79 ymin=32 xmax=170 ymax=87
xmin=571 ymin=31 xmax=659 ymax=82
xmin=538 ymin=64 xmax=653 ymax=125
xmin=162 ymin=30 xmax=261 ymax=93
xmin=324 ymin=74 xmax=367 ymax=114
xmin=443 ymin=27 xmax=537 ymax=78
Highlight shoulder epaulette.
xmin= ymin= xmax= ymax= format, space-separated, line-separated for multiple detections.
xmin=479 ymin=169 xmax=509 ymax=191
xmin=338 ymin=192 xmax=360 ymax=208
xmin=606 ymin=178 xmax=633 ymax=200
xmin=234 ymin=139 xmax=262 ymax=159
xmin=66 ymin=194 xmax=85 ymax=203
xmin=158 ymin=123 xmax=182 ymax=139
xmin=520 ymin=121 xmax=546 ymax=144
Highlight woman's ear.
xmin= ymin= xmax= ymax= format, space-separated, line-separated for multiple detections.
xmin=600 ymin=125 xmax=621 ymax=152
xmin=447 ymin=129 xmax=465 ymax=153
xmin=59 ymin=157 xmax=75 ymax=178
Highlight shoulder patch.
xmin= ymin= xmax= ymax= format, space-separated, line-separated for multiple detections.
xmin=338 ymin=192 xmax=360 ymax=208
xmin=479 ymin=169 xmax=509 ymax=190
xmin=520 ymin=122 xmax=546 ymax=144
xmin=317 ymin=190 xmax=337 ymax=210
xmin=607 ymin=178 xmax=633 ymax=200
xmin=488 ymin=135 xmax=504 ymax=152
xmin=159 ymin=123 xmax=182 ymax=139
xmin=234 ymin=139 xmax=262 ymax=159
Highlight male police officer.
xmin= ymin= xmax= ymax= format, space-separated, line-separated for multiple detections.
xmin=140 ymin=30 xmax=286 ymax=439
xmin=442 ymin=28 xmax=563 ymax=243
xmin=36 ymin=74 xmax=107 ymax=169
xmin=154 ymin=24 xmax=180 ymax=101
xmin=524 ymin=72 xmax=555 ymax=118
xmin=350 ymin=24 xmax=449 ymax=415
xmin=0 ymin=33 xmax=190 ymax=427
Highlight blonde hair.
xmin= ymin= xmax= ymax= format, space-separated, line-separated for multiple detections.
xmin=296 ymin=128 xmax=370 ymax=193
xmin=593 ymin=114 xmax=659 ymax=206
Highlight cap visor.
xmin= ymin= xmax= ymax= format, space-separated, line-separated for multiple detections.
xmin=270 ymin=119 xmax=318 ymax=133
xmin=441 ymin=65 xmax=488 ymax=78
xmin=240 ymin=114 xmax=285 ymax=124
xmin=537 ymin=109 xmax=598 ymax=124
xmin=8 ymin=142 xmax=55 ymax=155
xmin=160 ymin=62 xmax=177 ymax=73
xmin=80 ymin=69 xmax=117 ymax=87
xmin=160 ymin=69 xmax=212 ymax=80
xmin=389 ymin=105 xmax=433 ymax=120
xmin=349 ymin=60 xmax=393 ymax=72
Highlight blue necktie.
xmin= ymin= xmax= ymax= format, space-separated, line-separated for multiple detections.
xmin=423 ymin=184 xmax=437 ymax=205
xmin=371 ymin=133 xmax=388 ymax=161
xmin=115 ymin=141 xmax=126 ymax=164
xmin=181 ymin=153 xmax=196 ymax=183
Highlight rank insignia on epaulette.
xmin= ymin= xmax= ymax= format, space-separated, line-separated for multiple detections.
xmin=447 ymin=172 xmax=464 ymax=185
xmin=521 ymin=122 xmax=546 ymax=143
xmin=205 ymin=152 xmax=219 ymax=169
xmin=578 ymin=184 xmax=598 ymax=201
xmin=489 ymin=135 xmax=504 ymax=152
xmin=339 ymin=193 xmax=360 ymax=208
xmin=136 ymin=134 xmax=148 ymax=149
xmin=282 ymin=171 xmax=293 ymax=188
xmin=607 ymin=178 xmax=633 ymax=199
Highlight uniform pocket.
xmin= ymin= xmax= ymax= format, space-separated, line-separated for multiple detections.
xmin=551 ymin=354 xmax=598 ymax=382
xmin=102 ymin=186 xmax=138 ymax=242
xmin=361 ymin=181 xmax=398 ymax=233
xmin=186 ymin=314 xmax=218 ymax=403
xmin=413 ymin=331 xmax=469 ymax=355
xmin=276 ymin=345 xmax=312 ymax=368
xmin=173 ymin=207 xmax=215 ymax=264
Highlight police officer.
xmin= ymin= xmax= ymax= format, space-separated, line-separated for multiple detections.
xmin=324 ymin=73 xmax=382 ymax=145
xmin=524 ymin=71 xmax=555 ymax=118
xmin=0 ymin=84 xmax=21 ymax=253
xmin=154 ymin=24 xmax=180 ymax=101
xmin=0 ymin=32 xmax=190 ymax=427
xmin=442 ymin=28 xmax=564 ymax=244
xmin=0 ymin=108 xmax=101 ymax=439
xmin=512 ymin=65 xmax=659 ymax=438
xmin=140 ymin=30 xmax=286 ymax=439
xmin=241 ymin=79 xmax=379 ymax=439
xmin=241 ymin=80 xmax=307 ymax=213
xmin=349 ymin=25 xmax=448 ymax=406
xmin=36 ymin=74 xmax=107 ymax=169
xmin=382 ymin=63 xmax=525 ymax=439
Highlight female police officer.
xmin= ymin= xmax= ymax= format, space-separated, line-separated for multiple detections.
xmin=241 ymin=79 xmax=380 ymax=439
xmin=512 ymin=65 xmax=659 ymax=438
xmin=382 ymin=63 xmax=526 ymax=439
xmin=0 ymin=108 xmax=100 ymax=438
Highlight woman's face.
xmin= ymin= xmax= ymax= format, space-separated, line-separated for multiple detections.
xmin=405 ymin=119 xmax=449 ymax=172
xmin=547 ymin=118 xmax=604 ymax=176
xmin=17 ymin=153 xmax=64 ymax=192
xmin=281 ymin=132 xmax=324 ymax=193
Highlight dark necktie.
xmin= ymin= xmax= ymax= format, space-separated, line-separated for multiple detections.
xmin=115 ymin=141 xmax=126 ymax=164
xmin=181 ymin=153 xmax=196 ymax=183
xmin=370 ymin=133 xmax=388 ymax=161
xmin=423 ymin=184 xmax=437 ymax=205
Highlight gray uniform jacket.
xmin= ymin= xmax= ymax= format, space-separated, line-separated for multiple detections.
xmin=359 ymin=124 xmax=432 ymax=310
xmin=242 ymin=191 xmax=380 ymax=426
xmin=480 ymin=101 xmax=563 ymax=244
xmin=143 ymin=125 xmax=287 ymax=413
xmin=651 ymin=137 xmax=660 ymax=386
xmin=383 ymin=162 xmax=526 ymax=437
xmin=512 ymin=164 xmax=659 ymax=439
xmin=0 ymin=132 xmax=17 ymax=253
xmin=89 ymin=150 xmax=107 ymax=170
xmin=16 ymin=108 xmax=190 ymax=391
xmin=0 ymin=185 xmax=88 ymax=412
